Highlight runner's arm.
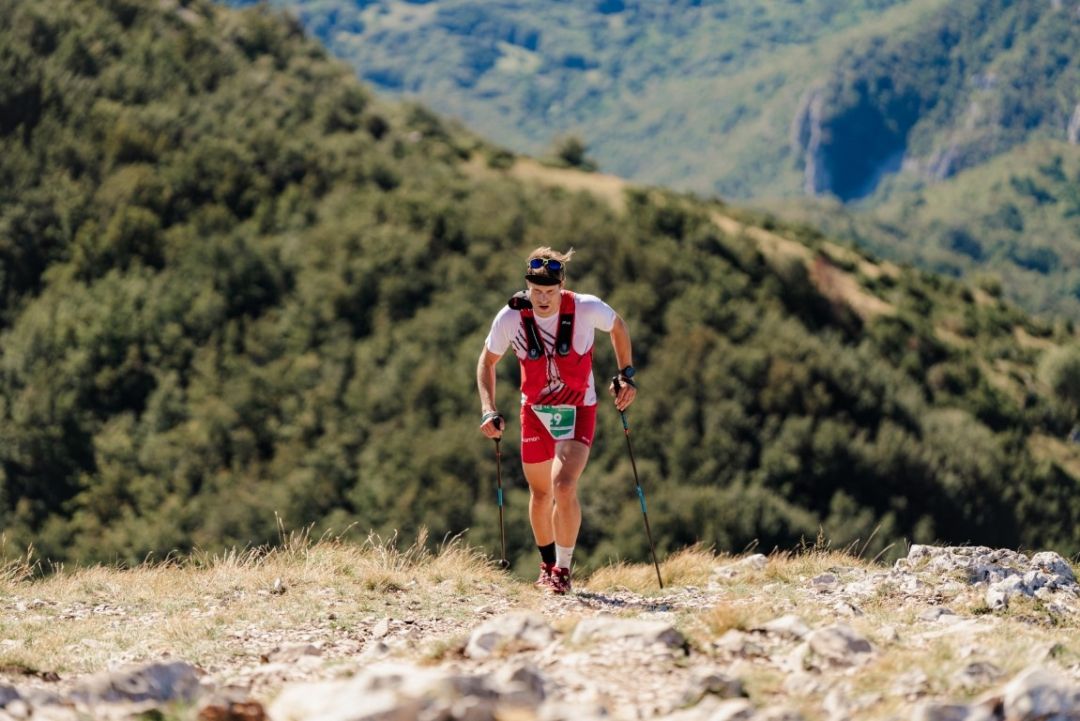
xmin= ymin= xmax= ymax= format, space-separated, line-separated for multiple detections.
xmin=477 ymin=348 xmax=504 ymax=437
xmin=608 ymin=314 xmax=636 ymax=411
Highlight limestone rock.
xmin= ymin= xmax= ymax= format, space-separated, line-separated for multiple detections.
xmin=570 ymin=616 xmax=686 ymax=650
xmin=679 ymin=670 xmax=745 ymax=707
xmin=954 ymin=661 xmax=1003 ymax=691
xmin=465 ymin=612 xmax=556 ymax=659
xmin=0 ymin=684 xmax=21 ymax=707
xmin=986 ymin=575 xmax=1026 ymax=610
xmin=67 ymin=661 xmax=202 ymax=706
xmin=713 ymin=554 xmax=767 ymax=579
xmin=1001 ymin=666 xmax=1080 ymax=720
xmin=1030 ymin=551 xmax=1076 ymax=584
xmin=756 ymin=614 xmax=810 ymax=640
xmin=805 ymin=624 xmax=873 ymax=667
xmin=269 ymin=662 xmax=527 ymax=721
xmin=918 ymin=607 xmax=958 ymax=623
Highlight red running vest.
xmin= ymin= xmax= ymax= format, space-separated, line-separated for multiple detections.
xmin=518 ymin=291 xmax=593 ymax=406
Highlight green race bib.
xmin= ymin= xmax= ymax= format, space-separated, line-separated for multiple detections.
xmin=531 ymin=405 xmax=577 ymax=440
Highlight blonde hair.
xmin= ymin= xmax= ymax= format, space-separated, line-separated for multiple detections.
xmin=527 ymin=247 xmax=575 ymax=264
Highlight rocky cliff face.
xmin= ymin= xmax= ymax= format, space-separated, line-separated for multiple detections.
xmin=1 ymin=545 xmax=1079 ymax=720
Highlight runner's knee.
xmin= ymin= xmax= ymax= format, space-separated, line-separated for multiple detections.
xmin=552 ymin=474 xmax=578 ymax=498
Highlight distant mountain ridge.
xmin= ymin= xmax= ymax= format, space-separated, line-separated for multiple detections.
xmin=226 ymin=0 xmax=1080 ymax=317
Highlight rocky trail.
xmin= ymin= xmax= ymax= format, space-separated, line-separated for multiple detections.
xmin=1 ymin=544 xmax=1080 ymax=720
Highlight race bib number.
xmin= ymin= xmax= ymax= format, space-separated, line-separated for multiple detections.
xmin=531 ymin=405 xmax=577 ymax=440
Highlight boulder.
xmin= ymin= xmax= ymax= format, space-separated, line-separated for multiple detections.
xmin=465 ymin=612 xmax=556 ymax=659
xmin=805 ymin=624 xmax=873 ymax=667
xmin=67 ymin=661 xmax=202 ymax=706
xmin=570 ymin=617 xmax=686 ymax=650
xmin=1001 ymin=667 xmax=1080 ymax=721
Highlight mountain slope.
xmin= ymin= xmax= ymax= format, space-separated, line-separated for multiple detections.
xmin=764 ymin=140 xmax=1080 ymax=317
xmin=227 ymin=0 xmax=949 ymax=198
xmin=230 ymin=0 xmax=1080 ymax=320
xmin=1 ymin=0 xmax=1080 ymax=569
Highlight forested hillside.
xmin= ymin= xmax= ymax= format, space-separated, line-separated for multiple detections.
xmin=231 ymin=0 xmax=1080 ymax=318
xmin=2 ymin=0 xmax=1080 ymax=571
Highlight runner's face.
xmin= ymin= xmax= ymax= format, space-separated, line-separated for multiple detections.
xmin=526 ymin=281 xmax=563 ymax=318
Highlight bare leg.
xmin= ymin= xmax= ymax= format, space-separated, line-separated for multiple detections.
xmin=522 ymin=460 xmax=555 ymax=546
xmin=551 ymin=441 xmax=590 ymax=548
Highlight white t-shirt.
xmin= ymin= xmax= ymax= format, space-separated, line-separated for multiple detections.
xmin=485 ymin=292 xmax=617 ymax=406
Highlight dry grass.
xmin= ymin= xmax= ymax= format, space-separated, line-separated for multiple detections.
xmin=583 ymin=545 xmax=721 ymax=594
xmin=0 ymin=529 xmax=508 ymax=677
xmin=698 ymin=602 xmax=752 ymax=637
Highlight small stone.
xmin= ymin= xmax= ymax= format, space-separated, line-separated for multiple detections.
xmin=986 ymin=575 xmax=1027 ymax=610
xmin=811 ymin=573 xmax=838 ymax=592
xmin=265 ymin=644 xmax=321 ymax=664
xmin=832 ymin=600 xmax=863 ymax=617
xmin=892 ymin=669 xmax=930 ymax=699
xmin=806 ymin=624 xmax=873 ymax=667
xmin=917 ymin=607 xmax=957 ymax=623
xmin=954 ymin=661 xmax=1003 ymax=691
xmin=715 ymin=630 xmax=766 ymax=658
xmin=877 ymin=625 xmax=900 ymax=644
xmin=491 ymin=664 xmax=546 ymax=705
xmin=757 ymin=614 xmax=810 ymax=640
xmin=680 ymin=671 xmax=745 ymax=706
xmin=782 ymin=673 xmax=821 ymax=696
xmin=466 ymin=612 xmax=556 ymax=659
xmin=371 ymin=618 xmax=391 ymax=639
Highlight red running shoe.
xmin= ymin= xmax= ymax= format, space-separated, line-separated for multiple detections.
xmin=550 ymin=566 xmax=572 ymax=595
xmin=535 ymin=562 xmax=556 ymax=588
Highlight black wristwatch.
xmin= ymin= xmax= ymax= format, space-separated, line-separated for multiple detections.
xmin=620 ymin=365 xmax=636 ymax=380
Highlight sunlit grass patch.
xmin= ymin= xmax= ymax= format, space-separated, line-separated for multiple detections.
xmin=584 ymin=544 xmax=719 ymax=593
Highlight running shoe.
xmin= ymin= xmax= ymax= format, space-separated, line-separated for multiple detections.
xmin=535 ymin=561 xmax=556 ymax=589
xmin=550 ymin=566 xmax=572 ymax=595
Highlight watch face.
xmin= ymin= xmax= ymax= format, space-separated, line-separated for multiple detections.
xmin=623 ymin=366 xmax=635 ymax=378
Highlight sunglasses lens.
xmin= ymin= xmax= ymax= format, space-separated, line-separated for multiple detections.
xmin=528 ymin=257 xmax=563 ymax=273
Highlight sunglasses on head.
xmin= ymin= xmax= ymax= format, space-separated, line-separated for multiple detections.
xmin=528 ymin=257 xmax=563 ymax=272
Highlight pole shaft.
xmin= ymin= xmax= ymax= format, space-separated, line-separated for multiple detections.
xmin=621 ymin=411 xmax=663 ymax=589
xmin=495 ymin=438 xmax=507 ymax=566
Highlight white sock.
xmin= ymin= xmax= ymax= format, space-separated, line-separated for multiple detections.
xmin=555 ymin=545 xmax=574 ymax=570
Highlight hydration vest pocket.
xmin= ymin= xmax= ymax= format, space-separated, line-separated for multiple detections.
xmin=530 ymin=405 xmax=577 ymax=441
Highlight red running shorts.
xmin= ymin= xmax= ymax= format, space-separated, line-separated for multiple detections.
xmin=519 ymin=404 xmax=597 ymax=464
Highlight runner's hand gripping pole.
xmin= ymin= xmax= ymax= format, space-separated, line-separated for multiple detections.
xmin=611 ymin=376 xmax=664 ymax=589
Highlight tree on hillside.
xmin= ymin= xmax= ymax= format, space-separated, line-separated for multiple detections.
xmin=549 ymin=135 xmax=598 ymax=171
xmin=1039 ymin=345 xmax=1080 ymax=438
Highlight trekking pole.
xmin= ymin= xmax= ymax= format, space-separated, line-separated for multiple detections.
xmin=612 ymin=376 xmax=663 ymax=589
xmin=492 ymin=417 xmax=510 ymax=570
